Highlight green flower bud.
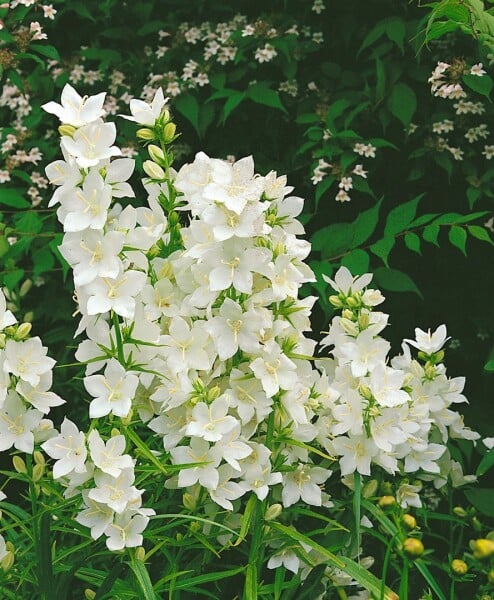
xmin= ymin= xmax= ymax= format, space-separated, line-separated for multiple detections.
xmin=136 ymin=127 xmax=156 ymax=140
xmin=1 ymin=550 xmax=14 ymax=572
xmin=148 ymin=144 xmax=165 ymax=164
xmin=135 ymin=547 xmax=146 ymax=561
xmin=84 ymin=590 xmax=96 ymax=600
xmin=265 ymin=503 xmax=283 ymax=521
xmin=162 ymin=122 xmax=176 ymax=143
xmin=488 ymin=569 xmax=494 ymax=585
xmin=329 ymin=294 xmax=343 ymax=308
xmin=58 ymin=124 xmax=76 ymax=137
xmin=14 ymin=322 xmax=32 ymax=340
xmin=34 ymin=450 xmax=45 ymax=466
xmin=378 ymin=495 xmax=396 ymax=510
xmin=143 ymin=160 xmax=166 ymax=180
xmin=13 ymin=455 xmax=26 ymax=474
xmin=359 ymin=384 xmax=373 ymax=402
xmin=453 ymin=506 xmax=467 ymax=518
xmin=362 ymin=479 xmax=378 ymax=499
xmin=346 ymin=295 xmax=360 ymax=308
xmin=23 ymin=311 xmax=34 ymax=323
xmin=19 ymin=279 xmax=32 ymax=297
xmin=451 ymin=559 xmax=468 ymax=576
xmin=183 ymin=492 xmax=196 ymax=511
xmin=472 ymin=516 xmax=482 ymax=532
xmin=341 ymin=309 xmax=354 ymax=320
xmin=403 ymin=537 xmax=424 ymax=558
xmin=32 ymin=463 xmax=44 ymax=482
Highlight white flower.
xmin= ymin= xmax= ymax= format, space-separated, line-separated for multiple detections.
xmin=369 ymin=363 xmax=409 ymax=407
xmin=41 ymin=417 xmax=87 ymax=478
xmin=120 ymin=88 xmax=167 ymax=126
xmin=170 ymin=437 xmax=221 ymax=490
xmin=185 ymin=397 xmax=238 ymax=442
xmin=3 ymin=337 xmax=55 ymax=387
xmin=89 ymin=468 xmax=141 ymax=513
xmin=16 ymin=371 xmax=65 ymax=414
xmin=470 ymin=63 xmax=486 ymax=76
xmin=84 ymin=269 xmax=146 ymax=319
xmin=42 ymin=84 xmax=106 ymax=126
xmin=88 ymin=430 xmax=134 ymax=477
xmin=0 ymin=391 xmax=43 ymax=453
xmin=84 ymin=359 xmax=139 ymax=418
xmin=161 ymin=316 xmax=212 ymax=372
xmin=405 ymin=324 xmax=449 ymax=354
xmin=332 ymin=435 xmax=379 ymax=476
xmin=76 ymin=490 xmax=114 ymax=539
xmin=105 ymin=511 xmax=150 ymax=550
xmin=396 ymin=482 xmax=422 ymax=508
xmin=281 ymin=464 xmax=331 ymax=507
xmin=250 ymin=341 xmax=298 ymax=397
xmin=338 ymin=328 xmax=390 ymax=377
xmin=61 ymin=119 xmax=121 ymax=168
xmin=0 ymin=290 xmax=16 ymax=330
xmin=323 ymin=266 xmax=372 ymax=296
xmin=209 ymin=464 xmax=245 ymax=510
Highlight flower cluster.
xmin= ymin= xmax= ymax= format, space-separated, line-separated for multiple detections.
xmin=320 ymin=267 xmax=480 ymax=497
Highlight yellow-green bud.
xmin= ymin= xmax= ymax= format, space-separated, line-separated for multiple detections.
xmin=32 ymin=463 xmax=44 ymax=482
xmin=162 ymin=122 xmax=176 ymax=143
xmin=19 ymin=279 xmax=32 ymax=297
xmin=472 ymin=538 xmax=494 ymax=559
xmin=34 ymin=450 xmax=45 ymax=466
xmin=362 ymin=479 xmax=378 ymax=499
xmin=148 ymin=144 xmax=165 ymax=164
xmin=340 ymin=318 xmax=359 ymax=336
xmin=58 ymin=124 xmax=76 ymax=137
xmin=488 ymin=569 xmax=494 ymax=585
xmin=110 ymin=428 xmax=120 ymax=437
xmin=143 ymin=160 xmax=166 ymax=180
xmin=402 ymin=514 xmax=417 ymax=530
xmin=341 ymin=309 xmax=354 ymax=320
xmin=120 ymin=409 xmax=133 ymax=426
xmin=346 ymin=295 xmax=360 ymax=308
xmin=433 ymin=350 xmax=444 ymax=363
xmin=378 ymin=495 xmax=396 ymax=510
xmin=161 ymin=109 xmax=170 ymax=124
xmin=136 ymin=127 xmax=156 ymax=140
xmin=265 ymin=503 xmax=283 ymax=521
xmin=183 ymin=492 xmax=196 ymax=511
xmin=84 ymin=590 xmax=96 ymax=600
xmin=1 ymin=550 xmax=14 ymax=572
xmin=13 ymin=455 xmax=26 ymax=474
xmin=189 ymin=521 xmax=201 ymax=533
xmin=472 ymin=516 xmax=482 ymax=532
xmin=14 ymin=322 xmax=32 ymax=340
xmin=0 ymin=333 xmax=5 ymax=348
xmin=358 ymin=312 xmax=370 ymax=329
xmin=359 ymin=384 xmax=373 ymax=402
xmin=329 ymin=294 xmax=343 ymax=308
xmin=23 ymin=311 xmax=34 ymax=323
xmin=135 ymin=546 xmax=146 ymax=561
xmin=208 ymin=385 xmax=221 ymax=401
xmin=424 ymin=363 xmax=436 ymax=379
xmin=168 ymin=211 xmax=180 ymax=226
xmin=451 ymin=559 xmax=468 ymax=576
xmin=403 ymin=537 xmax=424 ymax=558
xmin=453 ymin=506 xmax=467 ymax=518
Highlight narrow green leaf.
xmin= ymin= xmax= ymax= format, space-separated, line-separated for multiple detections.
xmin=374 ymin=267 xmax=423 ymax=298
xmin=415 ymin=561 xmax=447 ymax=600
xmin=39 ymin=511 xmax=55 ymax=598
xmin=448 ymin=225 xmax=467 ymax=255
xmin=270 ymin=522 xmax=398 ymax=600
xmin=232 ymin=494 xmax=256 ymax=546
xmin=170 ymin=567 xmax=245 ymax=590
xmin=129 ymin=558 xmax=157 ymax=600
xmin=484 ymin=358 xmax=494 ymax=371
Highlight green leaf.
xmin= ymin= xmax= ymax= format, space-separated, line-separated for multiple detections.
xmin=3 ymin=268 xmax=24 ymax=289
xmin=484 ymin=358 xmax=494 ymax=371
xmin=422 ymin=224 xmax=440 ymax=246
xmin=128 ymin=558 xmax=157 ymax=600
xmin=0 ymin=189 xmax=30 ymax=208
xmin=468 ymin=225 xmax=494 ymax=245
xmin=314 ymin=176 xmax=335 ymax=209
xmin=465 ymin=488 xmax=494 ymax=517
xmin=39 ymin=511 xmax=55 ymax=598
xmin=385 ymin=17 xmax=406 ymax=52
xmin=387 ymin=83 xmax=417 ymax=127
xmin=358 ymin=22 xmax=386 ymax=54
xmin=312 ymin=222 xmax=353 ymax=259
xmin=370 ymin=236 xmax=395 ymax=267
xmin=222 ymin=92 xmax=245 ymax=122
xmin=384 ymin=195 xmax=422 ymax=236
xmin=173 ymin=93 xmax=200 ymax=134
xmin=30 ymin=43 xmax=61 ymax=61
xmin=467 ymin=186 xmax=482 ymax=209
xmin=247 ymin=83 xmax=286 ymax=113
xmin=270 ymin=523 xmax=398 ymax=600
xmin=462 ymin=73 xmax=493 ymax=98
xmin=448 ymin=225 xmax=467 ymax=255
xmin=404 ymin=231 xmax=421 ymax=254
xmin=198 ymin=103 xmax=215 ymax=138
xmin=477 ymin=448 xmax=494 ymax=477
xmin=325 ymin=98 xmax=351 ymax=130
xmin=375 ymin=57 xmax=386 ymax=102
xmin=341 ymin=249 xmax=369 ymax=274
xmin=168 ymin=567 xmax=245 ymax=591
xmin=374 ymin=267 xmax=423 ymax=298
xmin=352 ymin=199 xmax=382 ymax=246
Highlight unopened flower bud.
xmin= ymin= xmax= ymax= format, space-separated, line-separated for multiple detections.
xmin=362 ymin=479 xmax=378 ymax=499
xmin=136 ymin=127 xmax=156 ymax=140
xmin=14 ymin=322 xmax=31 ymax=340
xmin=162 ymin=122 xmax=176 ymax=143
xmin=403 ymin=537 xmax=424 ymax=558
xmin=58 ymin=125 xmax=76 ymax=137
xmin=0 ymin=333 xmax=5 ymax=348
xmin=143 ymin=160 xmax=166 ymax=180
xmin=23 ymin=311 xmax=34 ymax=323
xmin=341 ymin=309 xmax=354 ymax=320
xmin=189 ymin=521 xmax=201 ymax=533
xmin=208 ymin=386 xmax=221 ymax=401
xmin=329 ymin=295 xmax=343 ymax=308
xmin=432 ymin=350 xmax=444 ymax=363
xmin=340 ymin=318 xmax=359 ymax=336
xmin=346 ymin=295 xmax=360 ymax=308
xmin=417 ymin=351 xmax=428 ymax=362
xmin=488 ymin=569 xmax=494 ymax=585
xmin=358 ymin=312 xmax=370 ymax=329
xmin=19 ymin=279 xmax=32 ymax=297
xmin=32 ymin=463 xmax=44 ymax=482
xmin=1 ymin=550 xmax=14 ymax=572
xmin=135 ymin=546 xmax=146 ymax=561
xmin=424 ymin=363 xmax=436 ymax=379
xmin=359 ymin=384 xmax=373 ymax=402
xmin=453 ymin=506 xmax=467 ymax=518
xmin=472 ymin=516 xmax=482 ymax=532
xmin=120 ymin=409 xmax=133 ymax=426
xmin=34 ymin=450 xmax=45 ymax=466
xmin=13 ymin=455 xmax=26 ymax=474
xmin=111 ymin=428 xmax=120 ymax=437
xmin=451 ymin=559 xmax=468 ymax=576
xmin=168 ymin=212 xmax=180 ymax=226
xmin=402 ymin=514 xmax=417 ymax=530
xmin=472 ymin=538 xmax=494 ymax=559
xmin=378 ymin=495 xmax=396 ymax=510
xmin=84 ymin=590 xmax=96 ymax=600
xmin=183 ymin=492 xmax=196 ymax=511
xmin=265 ymin=503 xmax=282 ymax=521
xmin=148 ymin=144 xmax=165 ymax=164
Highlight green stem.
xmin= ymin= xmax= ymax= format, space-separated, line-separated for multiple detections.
xmin=398 ymin=558 xmax=409 ymax=600
xmin=112 ymin=311 xmax=126 ymax=365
